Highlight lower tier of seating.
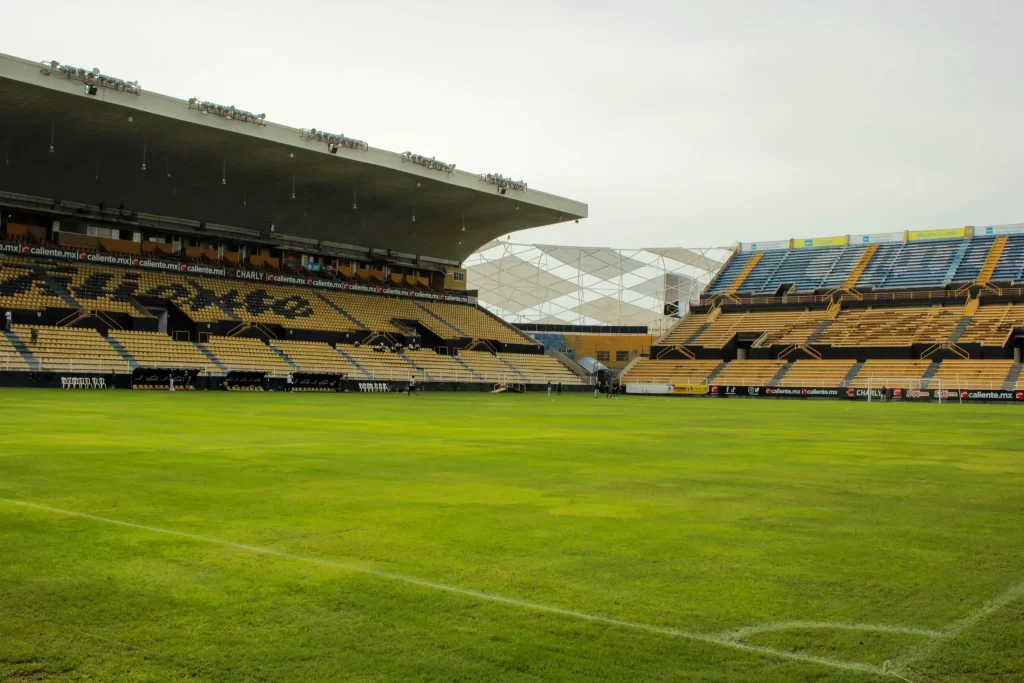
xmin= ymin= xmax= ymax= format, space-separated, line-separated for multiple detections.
xmin=623 ymin=358 xmax=1023 ymax=390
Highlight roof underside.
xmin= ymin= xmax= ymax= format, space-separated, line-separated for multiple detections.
xmin=0 ymin=54 xmax=587 ymax=264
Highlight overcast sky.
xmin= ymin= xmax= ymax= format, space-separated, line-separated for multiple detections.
xmin=5 ymin=0 xmax=1022 ymax=249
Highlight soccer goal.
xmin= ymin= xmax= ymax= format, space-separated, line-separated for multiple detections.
xmin=864 ymin=377 xmax=946 ymax=404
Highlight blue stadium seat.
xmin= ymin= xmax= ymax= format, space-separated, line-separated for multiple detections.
xmin=855 ymin=243 xmax=905 ymax=288
xmin=880 ymin=239 xmax=963 ymax=289
xmin=951 ymin=237 xmax=994 ymax=283
xmin=705 ymin=252 xmax=755 ymax=294
xmin=758 ymin=246 xmax=846 ymax=293
xmin=820 ymin=245 xmax=869 ymax=289
xmin=734 ymin=250 xmax=787 ymax=293
xmin=991 ymin=234 xmax=1024 ymax=283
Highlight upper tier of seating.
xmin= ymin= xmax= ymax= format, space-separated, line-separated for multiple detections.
xmin=0 ymin=257 xmax=531 ymax=345
xmin=706 ymin=234 xmax=1024 ymax=296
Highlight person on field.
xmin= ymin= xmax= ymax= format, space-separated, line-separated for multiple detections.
xmin=547 ymin=380 xmax=552 ymax=397
xmin=169 ymin=373 xmax=175 ymax=392
xmin=408 ymin=375 xmax=416 ymax=396
xmin=594 ymin=382 xmax=600 ymax=398
xmin=286 ymin=373 xmax=294 ymax=392
xmin=557 ymin=382 xmax=562 ymax=396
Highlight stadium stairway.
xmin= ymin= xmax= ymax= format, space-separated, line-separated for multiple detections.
xmin=314 ymin=293 xmax=367 ymax=330
xmin=398 ymin=350 xmax=431 ymax=379
xmin=1003 ymin=363 xmax=1023 ymax=391
xmin=920 ymin=361 xmax=942 ymax=387
xmin=495 ymin=354 xmax=527 ymax=379
xmin=2 ymin=330 xmax=39 ymax=367
xmin=270 ymin=344 xmax=300 ymax=371
xmin=768 ymin=362 xmax=793 ymax=387
xmin=452 ymin=355 xmax=482 ymax=380
xmin=546 ymin=348 xmax=592 ymax=383
xmin=948 ymin=315 xmax=974 ymax=344
xmin=414 ymin=301 xmax=466 ymax=337
xmin=105 ymin=336 xmax=139 ymax=369
xmin=704 ymin=360 xmax=728 ymax=384
xmin=194 ymin=342 xmax=229 ymax=374
xmin=842 ymin=361 xmax=865 ymax=386
xmin=686 ymin=321 xmax=713 ymax=344
xmin=805 ymin=318 xmax=833 ymax=344
xmin=335 ymin=347 xmax=373 ymax=378
xmin=33 ymin=266 xmax=80 ymax=309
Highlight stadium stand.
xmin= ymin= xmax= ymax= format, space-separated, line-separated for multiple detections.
xmin=0 ymin=257 xmax=70 ymax=312
xmin=848 ymin=360 xmax=932 ymax=388
xmin=958 ymin=305 xmax=1024 ymax=346
xmin=931 ymin=359 xmax=1015 ymax=389
xmin=458 ymin=350 xmax=525 ymax=383
xmin=710 ymin=360 xmax=786 ymax=386
xmin=110 ymin=330 xmax=218 ymax=373
xmin=11 ymin=325 xmax=129 ymax=373
xmin=201 ymin=337 xmax=293 ymax=374
xmin=815 ymin=307 xmax=962 ymax=347
xmin=421 ymin=301 xmax=534 ymax=344
xmin=268 ymin=340 xmax=358 ymax=375
xmin=342 ymin=345 xmax=423 ymax=380
xmin=499 ymin=353 xmax=584 ymax=384
xmin=0 ymin=333 xmax=30 ymax=371
xmin=688 ymin=310 xmax=826 ymax=348
xmin=401 ymin=348 xmax=478 ymax=382
xmin=621 ymin=359 xmax=721 ymax=385
xmin=776 ymin=359 xmax=856 ymax=387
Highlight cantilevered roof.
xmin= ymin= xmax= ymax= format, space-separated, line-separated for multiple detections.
xmin=0 ymin=53 xmax=587 ymax=264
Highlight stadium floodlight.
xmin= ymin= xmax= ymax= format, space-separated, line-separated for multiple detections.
xmin=479 ymin=173 xmax=527 ymax=192
xmin=401 ymin=151 xmax=456 ymax=174
xmin=41 ymin=60 xmax=142 ymax=96
xmin=188 ymin=98 xmax=267 ymax=126
xmin=300 ymin=128 xmax=369 ymax=152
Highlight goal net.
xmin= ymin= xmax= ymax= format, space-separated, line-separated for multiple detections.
xmin=864 ymin=377 xmax=945 ymax=404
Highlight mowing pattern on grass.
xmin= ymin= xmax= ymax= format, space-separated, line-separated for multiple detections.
xmin=0 ymin=390 xmax=1023 ymax=682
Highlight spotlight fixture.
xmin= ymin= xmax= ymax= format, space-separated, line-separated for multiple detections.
xmin=42 ymin=61 xmax=142 ymax=95
xmin=300 ymin=128 xmax=368 ymax=152
xmin=401 ymin=151 xmax=455 ymax=174
xmin=188 ymin=98 xmax=266 ymax=126
xmin=480 ymin=173 xmax=527 ymax=192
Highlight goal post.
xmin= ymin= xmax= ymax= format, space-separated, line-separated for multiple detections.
xmin=865 ymin=377 xmax=945 ymax=404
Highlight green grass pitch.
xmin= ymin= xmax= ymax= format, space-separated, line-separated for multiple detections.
xmin=1 ymin=389 xmax=1022 ymax=682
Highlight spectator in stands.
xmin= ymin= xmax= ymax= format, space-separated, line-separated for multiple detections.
xmin=354 ymin=340 xmax=361 ymax=348
xmin=30 ymin=327 xmax=38 ymax=345
xmin=4 ymin=310 xmax=11 ymax=331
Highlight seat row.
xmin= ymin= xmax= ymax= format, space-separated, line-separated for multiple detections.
xmin=0 ymin=256 xmax=532 ymax=343
xmin=623 ymin=358 xmax=1024 ymax=390
xmin=660 ymin=304 xmax=1024 ymax=349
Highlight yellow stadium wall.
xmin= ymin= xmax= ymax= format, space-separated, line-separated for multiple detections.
xmin=560 ymin=334 xmax=656 ymax=369
xmin=444 ymin=267 xmax=468 ymax=291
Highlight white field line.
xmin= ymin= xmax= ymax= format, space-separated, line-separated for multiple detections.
xmin=890 ymin=579 xmax=1024 ymax=671
xmin=716 ymin=621 xmax=943 ymax=641
xmin=0 ymin=497 xmax=886 ymax=678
